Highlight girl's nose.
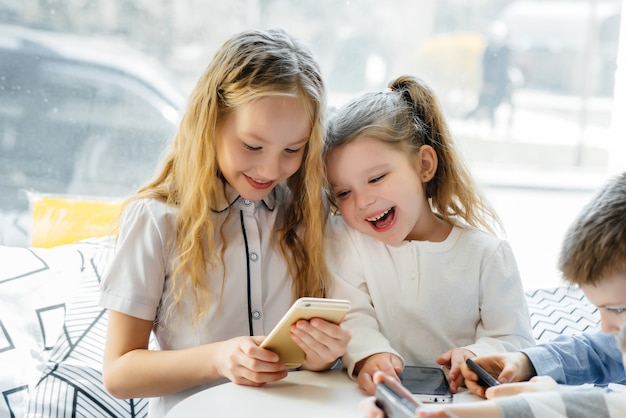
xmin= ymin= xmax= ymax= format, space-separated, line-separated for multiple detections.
xmin=259 ymin=155 xmax=281 ymax=180
xmin=355 ymin=190 xmax=375 ymax=209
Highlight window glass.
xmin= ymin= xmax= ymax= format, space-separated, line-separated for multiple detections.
xmin=0 ymin=0 xmax=623 ymax=290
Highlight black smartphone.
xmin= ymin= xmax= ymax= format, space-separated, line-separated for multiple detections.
xmin=375 ymin=379 xmax=419 ymax=418
xmin=399 ymin=366 xmax=453 ymax=403
xmin=465 ymin=358 xmax=501 ymax=388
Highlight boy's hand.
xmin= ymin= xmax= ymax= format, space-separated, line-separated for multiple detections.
xmin=460 ymin=352 xmax=536 ymax=397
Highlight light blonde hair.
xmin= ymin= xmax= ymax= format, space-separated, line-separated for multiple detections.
xmin=324 ymin=75 xmax=501 ymax=235
xmin=558 ymin=172 xmax=626 ymax=286
xmin=122 ymin=28 xmax=329 ymax=323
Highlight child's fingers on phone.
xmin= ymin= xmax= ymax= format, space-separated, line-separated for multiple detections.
xmin=292 ymin=319 xmax=344 ymax=349
xmin=417 ymin=408 xmax=459 ymax=418
xmin=374 ymin=370 xmax=398 ymax=386
xmin=358 ymin=370 xmax=377 ymax=395
xmin=378 ymin=371 xmax=417 ymax=401
xmin=372 ymin=370 xmax=391 ymax=385
xmin=232 ymin=368 xmax=288 ymax=386
xmin=484 ymin=378 xmax=557 ymax=399
xmin=251 ymin=335 xmax=266 ymax=345
xmin=251 ymin=344 xmax=282 ymax=363
xmin=436 ymin=349 xmax=452 ymax=365
xmin=448 ymin=373 xmax=464 ymax=393
xmin=485 ymin=383 xmax=525 ymax=398
xmin=462 ymin=367 xmax=480 ymax=384
xmin=463 ymin=378 xmax=487 ymax=398
xmin=359 ymin=396 xmax=386 ymax=418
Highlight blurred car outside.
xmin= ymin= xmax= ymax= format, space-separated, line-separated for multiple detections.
xmin=0 ymin=24 xmax=186 ymax=246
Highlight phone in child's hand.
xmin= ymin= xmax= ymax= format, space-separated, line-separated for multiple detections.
xmin=465 ymin=358 xmax=501 ymax=388
xmin=259 ymin=297 xmax=351 ymax=368
xmin=399 ymin=366 xmax=453 ymax=403
xmin=375 ymin=373 xmax=420 ymax=418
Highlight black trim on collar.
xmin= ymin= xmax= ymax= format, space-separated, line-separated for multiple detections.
xmin=211 ymin=181 xmax=278 ymax=214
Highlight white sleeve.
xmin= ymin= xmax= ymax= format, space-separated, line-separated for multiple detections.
xmin=464 ymin=240 xmax=535 ymax=356
xmin=99 ymin=199 xmax=169 ymax=321
xmin=325 ymin=217 xmax=403 ymax=377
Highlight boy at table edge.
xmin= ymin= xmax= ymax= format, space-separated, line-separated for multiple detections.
xmin=462 ymin=171 xmax=626 ymax=394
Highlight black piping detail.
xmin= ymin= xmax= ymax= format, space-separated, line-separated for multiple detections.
xmin=239 ymin=210 xmax=253 ymax=336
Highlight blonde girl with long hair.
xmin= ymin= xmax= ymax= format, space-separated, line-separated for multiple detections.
xmin=100 ymin=28 xmax=350 ymax=417
xmin=324 ymin=75 xmax=533 ymax=396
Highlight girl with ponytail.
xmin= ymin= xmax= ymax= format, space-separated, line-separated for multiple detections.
xmin=324 ymin=75 xmax=533 ymax=395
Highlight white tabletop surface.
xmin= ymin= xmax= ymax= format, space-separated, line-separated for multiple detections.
xmin=165 ymin=369 xmax=482 ymax=418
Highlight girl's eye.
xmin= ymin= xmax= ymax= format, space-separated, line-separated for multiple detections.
xmin=369 ymin=174 xmax=385 ymax=184
xmin=285 ymin=148 xmax=301 ymax=154
xmin=605 ymin=307 xmax=626 ymax=314
xmin=335 ymin=190 xmax=350 ymax=199
xmin=244 ymin=143 xmax=261 ymax=151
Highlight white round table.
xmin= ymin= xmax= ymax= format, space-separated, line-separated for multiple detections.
xmin=165 ymin=369 xmax=482 ymax=418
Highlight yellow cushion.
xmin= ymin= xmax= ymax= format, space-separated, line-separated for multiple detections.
xmin=30 ymin=195 xmax=122 ymax=248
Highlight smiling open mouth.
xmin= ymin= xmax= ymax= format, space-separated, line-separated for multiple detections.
xmin=366 ymin=207 xmax=395 ymax=229
xmin=245 ymin=175 xmax=274 ymax=190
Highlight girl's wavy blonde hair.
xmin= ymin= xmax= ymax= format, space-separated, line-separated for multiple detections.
xmin=121 ymin=28 xmax=330 ymax=323
xmin=324 ymin=75 xmax=501 ymax=235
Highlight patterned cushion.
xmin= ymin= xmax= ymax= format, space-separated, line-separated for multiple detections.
xmin=0 ymin=244 xmax=81 ymax=418
xmin=27 ymin=238 xmax=150 ymax=418
xmin=525 ymin=286 xmax=601 ymax=343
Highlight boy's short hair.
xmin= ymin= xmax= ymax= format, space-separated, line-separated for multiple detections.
xmin=558 ymin=172 xmax=626 ymax=286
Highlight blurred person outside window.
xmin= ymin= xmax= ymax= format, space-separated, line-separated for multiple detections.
xmin=465 ymin=21 xmax=512 ymax=128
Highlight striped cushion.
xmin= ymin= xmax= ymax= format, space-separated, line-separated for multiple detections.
xmin=27 ymin=239 xmax=151 ymax=418
xmin=525 ymin=286 xmax=601 ymax=343
xmin=0 ymin=244 xmax=81 ymax=418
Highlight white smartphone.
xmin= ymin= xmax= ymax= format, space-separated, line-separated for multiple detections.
xmin=399 ymin=366 xmax=453 ymax=403
xmin=259 ymin=297 xmax=351 ymax=368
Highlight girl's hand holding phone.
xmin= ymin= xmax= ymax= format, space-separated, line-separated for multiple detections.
xmin=291 ymin=317 xmax=352 ymax=371
xmin=216 ymin=336 xmax=287 ymax=386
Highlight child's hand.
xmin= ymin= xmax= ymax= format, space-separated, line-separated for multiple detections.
xmin=359 ymin=395 xmax=387 ymax=418
xmin=485 ymin=375 xmax=558 ymax=399
xmin=436 ymin=348 xmax=474 ymax=393
xmin=360 ymin=371 xmax=461 ymax=418
xmin=359 ymin=394 xmax=458 ymax=418
xmin=355 ymin=353 xmax=403 ymax=395
xmin=292 ymin=317 xmax=351 ymax=371
xmin=460 ymin=352 xmax=536 ymax=397
xmin=216 ymin=336 xmax=287 ymax=386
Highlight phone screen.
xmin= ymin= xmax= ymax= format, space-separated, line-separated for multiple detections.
xmin=399 ymin=366 xmax=452 ymax=402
